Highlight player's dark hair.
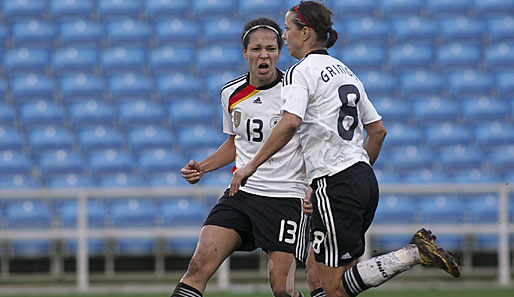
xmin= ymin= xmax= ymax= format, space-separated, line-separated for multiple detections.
xmin=288 ymin=1 xmax=338 ymax=48
xmin=241 ymin=18 xmax=283 ymax=51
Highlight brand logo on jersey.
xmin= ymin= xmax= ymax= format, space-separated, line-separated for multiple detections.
xmin=270 ymin=116 xmax=281 ymax=128
xmin=253 ymin=97 xmax=262 ymax=104
xmin=233 ymin=110 xmax=241 ymax=128
xmin=341 ymin=252 xmax=352 ymax=260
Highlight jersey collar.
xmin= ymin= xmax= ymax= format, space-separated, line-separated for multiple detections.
xmin=306 ymin=49 xmax=329 ymax=56
xmin=247 ymin=69 xmax=284 ymax=90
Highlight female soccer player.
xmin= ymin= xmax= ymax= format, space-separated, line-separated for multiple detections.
xmin=171 ymin=18 xmax=307 ymax=297
xmin=230 ymin=2 xmax=461 ymax=297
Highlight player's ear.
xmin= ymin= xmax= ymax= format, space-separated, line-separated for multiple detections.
xmin=242 ymin=47 xmax=249 ymax=61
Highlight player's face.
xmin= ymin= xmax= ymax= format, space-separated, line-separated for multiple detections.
xmin=283 ymin=11 xmax=304 ymax=59
xmin=243 ymin=28 xmax=280 ymax=87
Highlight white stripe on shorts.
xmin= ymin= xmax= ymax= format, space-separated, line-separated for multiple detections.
xmin=316 ymin=178 xmax=339 ymax=267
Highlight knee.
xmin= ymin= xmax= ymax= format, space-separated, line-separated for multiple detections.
xmin=270 ymin=278 xmax=293 ymax=297
xmin=271 ymin=287 xmax=290 ymax=297
xmin=184 ymin=252 xmax=210 ymax=278
xmin=322 ymin=282 xmax=350 ymax=297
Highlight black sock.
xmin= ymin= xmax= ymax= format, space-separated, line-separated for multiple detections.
xmin=171 ymin=282 xmax=202 ymax=297
xmin=310 ymin=287 xmax=326 ymax=297
xmin=342 ymin=266 xmax=368 ymax=297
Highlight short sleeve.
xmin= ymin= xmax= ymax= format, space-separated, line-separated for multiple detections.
xmin=220 ymin=90 xmax=235 ymax=135
xmin=358 ymin=88 xmax=382 ymax=125
xmin=281 ymin=67 xmax=310 ymax=120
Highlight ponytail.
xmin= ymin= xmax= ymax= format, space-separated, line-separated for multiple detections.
xmin=325 ymin=28 xmax=338 ymax=49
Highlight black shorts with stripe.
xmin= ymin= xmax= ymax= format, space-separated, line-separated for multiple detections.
xmin=310 ymin=162 xmax=379 ymax=267
xmin=204 ymin=189 xmax=308 ymax=260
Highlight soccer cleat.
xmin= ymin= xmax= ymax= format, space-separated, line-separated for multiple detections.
xmin=409 ymin=228 xmax=462 ymax=278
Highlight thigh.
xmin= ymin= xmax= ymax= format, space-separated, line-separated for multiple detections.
xmin=268 ymin=250 xmax=297 ymax=296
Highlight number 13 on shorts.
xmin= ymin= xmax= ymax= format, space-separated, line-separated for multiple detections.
xmin=278 ymin=219 xmax=297 ymax=244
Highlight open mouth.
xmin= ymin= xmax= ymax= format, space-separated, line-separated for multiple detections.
xmin=258 ymin=63 xmax=270 ymax=74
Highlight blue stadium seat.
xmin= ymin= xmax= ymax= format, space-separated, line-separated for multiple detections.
xmin=438 ymin=145 xmax=483 ymax=174
xmin=60 ymin=73 xmax=104 ymax=102
xmin=448 ymin=70 xmax=494 ymax=96
xmin=439 ymin=17 xmax=484 ymax=45
xmin=157 ymin=73 xmax=201 ymax=101
xmin=0 ymin=24 xmax=7 ymax=47
xmin=461 ymin=97 xmax=508 ymax=123
xmin=475 ymin=0 xmax=514 ymax=18
xmin=138 ymin=148 xmax=183 ymax=175
xmin=200 ymin=171 xmax=232 ymax=187
xmin=99 ymin=173 xmax=145 ymax=188
xmin=116 ymin=238 xmax=155 ymax=255
xmin=145 ymin=0 xmax=189 ymax=20
xmin=149 ymin=46 xmax=194 ymax=74
xmin=196 ymin=46 xmax=242 ymax=74
xmin=382 ymin=124 xmax=422 ymax=149
xmin=373 ymin=234 xmax=411 ymax=252
xmin=488 ymin=145 xmax=514 ymax=177
xmin=28 ymin=127 xmax=74 ymax=157
xmin=472 ymin=234 xmax=499 ymax=251
xmin=10 ymin=239 xmax=50 ymax=258
xmin=50 ymin=0 xmax=93 ymax=21
xmin=374 ymin=195 xmax=418 ymax=224
xmin=38 ymin=150 xmax=84 ymax=179
xmin=358 ymin=71 xmax=397 ymax=97
xmin=127 ymin=126 xmax=174 ymax=153
xmin=426 ymin=0 xmax=472 ymax=17
xmin=6 ymin=200 xmax=52 ymax=229
xmin=62 ymin=239 xmax=105 ymax=256
xmin=3 ymin=0 xmax=46 ymax=21
xmin=495 ymin=72 xmax=514 ymax=96
xmin=161 ymin=198 xmax=208 ymax=226
xmin=403 ymin=169 xmax=450 ymax=184
xmin=154 ymin=18 xmax=199 ymax=48
xmin=191 ymin=0 xmax=236 ymax=20
xmin=88 ymin=149 xmax=133 ymax=176
xmin=437 ymin=43 xmax=481 ymax=71
xmin=187 ymin=146 xmax=221 ymax=163
xmin=52 ymin=47 xmax=97 ymax=75
xmin=58 ymin=199 xmax=107 ymax=228
xmin=0 ymin=150 xmax=32 ymax=176
xmin=342 ymin=18 xmax=391 ymax=45
xmin=47 ymin=173 xmax=94 ymax=188
xmin=202 ymin=18 xmax=243 ymax=47
xmin=111 ymin=199 xmax=157 ymax=227
xmin=100 ymin=47 xmax=146 ymax=75
xmin=97 ymin=0 xmax=141 ymax=21
xmin=119 ymin=101 xmax=163 ymax=128
xmin=205 ymin=72 xmax=239 ymax=101
xmin=373 ymin=168 xmax=402 ymax=184
xmin=475 ymin=121 xmax=514 ymax=150
xmin=11 ymin=73 xmax=55 ymax=101
xmin=109 ymin=74 xmax=152 ymax=101
xmin=12 ymin=20 xmax=56 ymax=49
xmin=332 ymin=0 xmax=376 ymax=18
xmin=418 ymin=195 xmax=466 ymax=223
xmin=0 ymin=174 xmax=39 ymax=189
xmin=106 ymin=19 xmax=151 ymax=48
xmin=487 ymin=16 xmax=514 ymax=44
xmin=0 ymin=126 xmax=23 ymax=151
xmin=69 ymin=100 xmax=115 ymax=129
xmin=240 ymin=0 xmax=282 ymax=22
xmin=168 ymin=100 xmax=217 ymax=130
xmin=451 ymin=168 xmax=498 ymax=183
xmin=468 ymin=194 xmax=498 ymax=223
xmin=0 ymin=80 xmax=7 ymax=106
xmin=380 ymin=0 xmax=424 ymax=18
xmin=20 ymin=100 xmax=65 ymax=128
xmin=389 ymin=44 xmax=433 ymax=72
xmin=412 ymin=97 xmax=460 ymax=125
xmin=392 ymin=17 xmax=438 ymax=44
xmin=400 ymin=71 xmax=444 ymax=97
xmin=78 ymin=126 xmax=124 ymax=153
xmin=485 ymin=43 xmax=514 ymax=72
xmin=387 ymin=146 xmax=434 ymax=174
xmin=178 ymin=125 xmax=225 ymax=151
xmin=340 ymin=44 xmax=385 ymax=73
xmin=373 ymin=97 xmax=410 ymax=125
xmin=59 ymin=20 xmax=103 ymax=48
xmin=148 ymin=171 xmax=190 ymax=188
xmin=4 ymin=48 xmax=49 ymax=75
xmin=425 ymin=123 xmax=472 ymax=149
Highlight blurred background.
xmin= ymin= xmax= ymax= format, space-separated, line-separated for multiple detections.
xmin=0 ymin=0 xmax=513 ymax=295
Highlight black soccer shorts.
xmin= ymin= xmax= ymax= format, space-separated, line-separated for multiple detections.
xmin=204 ymin=189 xmax=307 ymax=259
xmin=310 ymin=161 xmax=379 ymax=267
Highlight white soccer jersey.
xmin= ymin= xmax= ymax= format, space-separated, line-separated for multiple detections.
xmin=281 ymin=50 xmax=382 ymax=182
xmin=221 ymin=71 xmax=308 ymax=198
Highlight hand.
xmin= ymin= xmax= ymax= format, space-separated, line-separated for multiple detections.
xmin=229 ymin=163 xmax=257 ymax=196
xmin=180 ymin=160 xmax=203 ymax=184
xmin=303 ymin=186 xmax=313 ymax=216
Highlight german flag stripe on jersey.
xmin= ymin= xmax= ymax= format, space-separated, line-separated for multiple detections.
xmin=228 ymin=85 xmax=259 ymax=113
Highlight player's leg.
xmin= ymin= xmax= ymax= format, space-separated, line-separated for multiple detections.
xmin=171 ymin=225 xmax=241 ymax=297
xmin=268 ymin=250 xmax=301 ymax=297
xmin=305 ymin=246 xmax=326 ymax=297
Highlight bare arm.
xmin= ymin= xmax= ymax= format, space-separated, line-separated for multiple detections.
xmin=181 ymin=135 xmax=236 ymax=184
xmin=363 ymin=120 xmax=387 ymax=166
xmin=229 ymin=111 xmax=302 ymax=195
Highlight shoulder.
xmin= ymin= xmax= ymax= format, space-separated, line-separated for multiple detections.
xmin=221 ymin=74 xmax=247 ymax=97
xmin=283 ymin=57 xmax=310 ymax=86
